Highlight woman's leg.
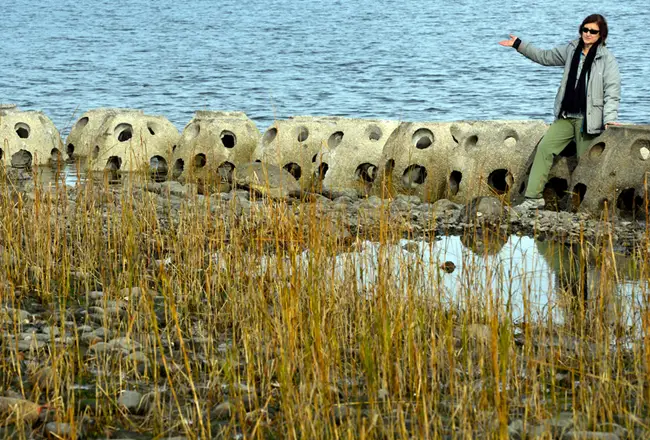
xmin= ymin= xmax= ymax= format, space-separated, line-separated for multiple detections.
xmin=573 ymin=118 xmax=599 ymax=157
xmin=525 ymin=119 xmax=576 ymax=199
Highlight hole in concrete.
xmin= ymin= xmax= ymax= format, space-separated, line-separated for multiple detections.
xmin=519 ymin=182 xmax=526 ymax=195
xmin=105 ymin=156 xmax=122 ymax=170
xmin=448 ymin=170 xmax=462 ymax=196
xmin=11 ymin=150 xmax=32 ymax=168
xmin=92 ymin=146 xmax=100 ymax=159
xmin=385 ymin=159 xmax=395 ymax=175
xmin=147 ymin=122 xmax=159 ymax=136
xmin=67 ymin=143 xmax=75 ymax=158
xmin=76 ymin=117 xmax=89 ymax=129
xmin=217 ymin=161 xmax=235 ymax=182
xmin=589 ymin=142 xmax=605 ymax=159
xmin=297 ymin=126 xmax=309 ymax=142
xmin=616 ymin=188 xmax=644 ymax=215
xmin=115 ymin=123 xmax=133 ymax=142
xmin=193 ymin=153 xmax=206 ymax=169
xmin=504 ymin=136 xmax=517 ymax=148
xmin=0 ymin=149 xmax=3 ymax=161
xmin=283 ymin=162 xmax=302 ymax=180
xmin=221 ymin=130 xmax=236 ymax=149
xmin=150 ymin=156 xmax=168 ymax=181
xmin=263 ymin=127 xmax=277 ymax=145
xmin=632 ymin=138 xmax=650 ymax=161
xmin=571 ymin=183 xmax=587 ymax=211
xmin=413 ymin=128 xmax=434 ymax=149
xmin=544 ymin=177 xmax=568 ymax=199
xmin=15 ymin=123 xmax=30 ymax=139
xmin=187 ymin=122 xmax=201 ymax=139
xmin=172 ymin=145 xmax=177 ymax=152
xmin=402 ymin=164 xmax=427 ymax=188
xmin=465 ymin=135 xmax=478 ymax=148
xmin=172 ymin=159 xmax=184 ymax=179
xmin=312 ymin=154 xmax=318 ymax=163
xmin=487 ymin=169 xmax=513 ymax=194
xmin=355 ymin=163 xmax=377 ymax=183
xmin=366 ymin=124 xmax=382 ymax=141
xmin=255 ymin=159 xmax=261 ymax=163
xmin=50 ymin=148 xmax=62 ymax=164
xmin=328 ymin=131 xmax=344 ymax=149
xmin=316 ymin=163 xmax=329 ymax=180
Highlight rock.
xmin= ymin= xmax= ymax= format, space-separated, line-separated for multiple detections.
xmin=595 ymin=423 xmax=628 ymax=439
xmin=377 ymin=388 xmax=389 ymax=401
xmin=395 ymin=194 xmax=421 ymax=205
xmin=44 ymin=421 xmax=75 ymax=439
xmin=0 ymin=397 xmax=43 ymax=425
xmin=508 ymin=419 xmax=524 ymax=440
xmin=212 ymin=401 xmax=233 ymax=420
xmin=118 ymin=390 xmax=143 ymax=414
xmin=88 ymin=291 xmax=104 ymax=300
xmin=125 ymin=351 xmax=150 ymax=375
xmin=161 ymin=181 xmax=194 ymax=198
xmin=0 ymin=307 xmax=32 ymax=323
xmin=360 ymin=195 xmax=383 ymax=209
xmin=461 ymin=196 xmax=509 ymax=223
xmin=325 ymin=188 xmax=359 ymax=201
xmin=233 ymin=162 xmax=300 ymax=200
xmin=562 ymin=431 xmax=620 ymax=440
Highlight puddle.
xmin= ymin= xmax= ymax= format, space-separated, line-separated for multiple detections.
xmin=249 ymin=235 xmax=648 ymax=326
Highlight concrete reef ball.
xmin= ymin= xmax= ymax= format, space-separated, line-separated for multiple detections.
xmin=0 ymin=104 xmax=63 ymax=168
xmin=65 ymin=108 xmax=179 ymax=174
xmin=171 ymin=111 xmax=260 ymax=187
xmin=375 ymin=120 xmax=548 ymax=204
xmin=254 ymin=116 xmax=399 ymax=192
xmin=564 ymin=124 xmax=650 ymax=216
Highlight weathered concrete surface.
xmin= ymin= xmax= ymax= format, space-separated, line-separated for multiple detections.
xmin=376 ymin=120 xmax=547 ymax=204
xmin=445 ymin=120 xmax=547 ymax=203
xmin=375 ymin=122 xmax=457 ymax=202
xmin=316 ymin=119 xmax=399 ymax=195
xmin=0 ymin=105 xmax=63 ymax=168
xmin=171 ymin=111 xmax=259 ymax=188
xmin=65 ymin=108 xmax=180 ymax=173
xmin=253 ymin=116 xmax=344 ymax=190
xmin=568 ymin=124 xmax=650 ymax=216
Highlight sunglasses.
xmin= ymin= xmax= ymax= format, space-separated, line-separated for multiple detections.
xmin=581 ymin=27 xmax=600 ymax=35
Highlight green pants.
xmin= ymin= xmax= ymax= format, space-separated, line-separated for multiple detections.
xmin=525 ymin=118 xmax=597 ymax=199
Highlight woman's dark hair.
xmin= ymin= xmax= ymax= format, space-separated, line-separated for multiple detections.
xmin=580 ymin=14 xmax=608 ymax=45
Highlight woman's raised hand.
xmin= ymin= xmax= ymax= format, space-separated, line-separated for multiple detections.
xmin=499 ymin=35 xmax=519 ymax=47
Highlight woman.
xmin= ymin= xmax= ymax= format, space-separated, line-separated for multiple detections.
xmin=499 ymin=14 xmax=621 ymax=211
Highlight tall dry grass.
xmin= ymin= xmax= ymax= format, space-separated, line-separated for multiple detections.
xmin=0 ymin=163 xmax=648 ymax=439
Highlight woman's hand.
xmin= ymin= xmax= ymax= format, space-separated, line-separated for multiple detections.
xmin=499 ymin=35 xmax=519 ymax=47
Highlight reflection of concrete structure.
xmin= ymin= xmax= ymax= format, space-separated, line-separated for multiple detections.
xmin=254 ymin=117 xmax=398 ymax=193
xmin=171 ymin=111 xmax=259 ymax=186
xmin=375 ymin=120 xmax=547 ymax=203
xmin=459 ymin=228 xmax=507 ymax=257
xmin=66 ymin=109 xmax=179 ymax=174
xmin=0 ymin=105 xmax=63 ymax=168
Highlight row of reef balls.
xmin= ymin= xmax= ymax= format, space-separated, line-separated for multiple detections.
xmin=2 ymin=105 xmax=650 ymax=215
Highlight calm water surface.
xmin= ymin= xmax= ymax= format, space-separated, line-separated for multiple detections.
xmin=1 ymin=0 xmax=648 ymax=135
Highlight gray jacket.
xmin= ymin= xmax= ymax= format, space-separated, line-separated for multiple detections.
xmin=517 ymin=38 xmax=621 ymax=134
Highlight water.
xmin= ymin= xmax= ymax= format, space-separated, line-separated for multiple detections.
xmin=1 ymin=0 xmax=648 ymax=136
xmin=251 ymin=235 xmax=647 ymax=326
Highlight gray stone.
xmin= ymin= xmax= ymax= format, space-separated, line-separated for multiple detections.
xmin=234 ymin=162 xmax=301 ymax=200
xmin=118 ymin=390 xmax=143 ymax=414
xmin=562 ymin=431 xmax=620 ymax=440
xmin=212 ymin=401 xmax=234 ymax=420
xmin=44 ymin=422 xmax=75 ymax=439
xmin=395 ymin=194 xmax=421 ymax=205
xmin=462 ymin=196 xmax=509 ymax=223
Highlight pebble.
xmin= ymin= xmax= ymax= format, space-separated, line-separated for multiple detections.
xmin=44 ymin=421 xmax=75 ymax=439
xmin=212 ymin=401 xmax=233 ymax=420
xmin=562 ymin=431 xmax=620 ymax=440
xmin=118 ymin=390 xmax=143 ymax=414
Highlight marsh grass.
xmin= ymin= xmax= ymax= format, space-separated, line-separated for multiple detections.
xmin=0 ymin=163 xmax=649 ymax=439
